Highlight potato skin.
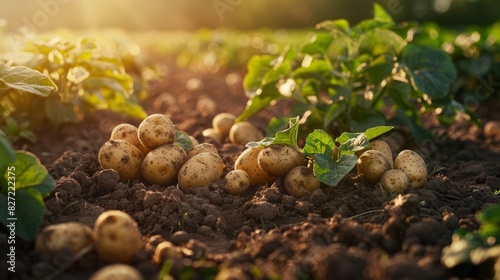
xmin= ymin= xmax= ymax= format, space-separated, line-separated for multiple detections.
xmin=394 ymin=150 xmax=428 ymax=189
xmin=178 ymin=152 xmax=225 ymax=192
xmin=224 ymin=170 xmax=250 ymax=195
xmin=229 ymin=121 xmax=264 ymax=145
xmin=138 ymin=114 xmax=176 ymax=150
xmin=380 ymin=169 xmax=409 ymax=193
xmin=212 ymin=113 xmax=236 ymax=138
xmin=234 ymin=147 xmax=276 ymax=187
xmin=258 ymin=144 xmax=304 ymax=177
xmin=367 ymin=140 xmax=393 ymax=168
xmin=284 ymin=166 xmax=321 ymax=198
xmin=356 ymin=150 xmax=392 ymax=185
xmin=98 ymin=139 xmax=144 ymax=180
xmin=93 ymin=210 xmax=142 ymax=263
xmin=186 ymin=143 xmax=218 ymax=160
xmin=141 ymin=144 xmax=187 ymax=185
xmin=89 ymin=264 xmax=144 ymax=280
xmin=35 ymin=222 xmax=93 ymax=256
xmin=110 ymin=123 xmax=149 ymax=154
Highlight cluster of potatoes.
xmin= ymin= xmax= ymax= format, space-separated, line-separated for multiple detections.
xmin=226 ymin=144 xmax=321 ymax=198
xmin=35 ymin=210 xmax=145 ymax=279
xmin=98 ymin=114 xmax=225 ymax=192
xmin=356 ymin=140 xmax=428 ymax=192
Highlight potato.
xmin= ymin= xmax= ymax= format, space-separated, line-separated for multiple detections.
xmin=202 ymin=128 xmax=222 ymax=142
xmin=234 ymin=147 xmax=276 ymax=187
xmin=110 ymin=123 xmax=149 ymax=154
xmin=98 ymin=139 xmax=144 ymax=180
xmin=284 ymin=166 xmax=321 ymax=198
xmin=186 ymin=143 xmax=218 ymax=160
xmin=137 ymin=114 xmax=176 ymax=150
xmin=229 ymin=121 xmax=264 ymax=145
xmin=216 ymin=267 xmax=251 ymax=280
xmin=35 ymin=222 xmax=93 ymax=256
xmin=189 ymin=136 xmax=199 ymax=146
xmin=93 ymin=210 xmax=143 ymax=263
xmin=89 ymin=264 xmax=144 ymax=280
xmin=484 ymin=120 xmax=500 ymax=139
xmin=356 ymin=150 xmax=392 ymax=185
xmin=380 ymin=169 xmax=409 ymax=193
xmin=367 ymin=140 xmax=393 ymax=168
xmin=212 ymin=113 xmax=236 ymax=138
xmin=394 ymin=150 xmax=428 ymax=189
xmin=178 ymin=152 xmax=225 ymax=192
xmin=141 ymin=144 xmax=187 ymax=185
xmin=152 ymin=241 xmax=182 ymax=264
xmin=258 ymin=144 xmax=304 ymax=177
xmin=224 ymin=170 xmax=250 ymax=195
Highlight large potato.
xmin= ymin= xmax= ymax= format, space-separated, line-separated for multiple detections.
xmin=35 ymin=222 xmax=93 ymax=256
xmin=98 ymin=140 xmax=144 ymax=180
xmin=257 ymin=144 xmax=304 ymax=177
xmin=141 ymin=144 xmax=187 ymax=185
xmin=356 ymin=150 xmax=392 ymax=185
xmin=178 ymin=152 xmax=225 ymax=192
xmin=110 ymin=123 xmax=149 ymax=154
xmin=93 ymin=210 xmax=143 ymax=263
xmin=394 ymin=150 xmax=428 ymax=189
xmin=284 ymin=166 xmax=321 ymax=198
xmin=89 ymin=264 xmax=144 ymax=280
xmin=138 ymin=114 xmax=175 ymax=150
xmin=367 ymin=140 xmax=393 ymax=168
xmin=212 ymin=113 xmax=236 ymax=139
xmin=229 ymin=121 xmax=263 ymax=145
xmin=234 ymin=147 xmax=276 ymax=187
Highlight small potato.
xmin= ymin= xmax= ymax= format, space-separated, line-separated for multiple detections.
xmin=234 ymin=147 xmax=276 ymax=187
xmin=212 ymin=113 xmax=236 ymax=138
xmin=178 ymin=152 xmax=225 ymax=192
xmin=93 ymin=210 xmax=143 ymax=263
xmin=357 ymin=150 xmax=392 ymax=185
xmin=224 ymin=170 xmax=250 ymax=195
xmin=380 ymin=169 xmax=409 ymax=193
xmin=35 ymin=222 xmax=93 ymax=256
xmin=484 ymin=120 xmax=500 ymax=139
xmin=138 ymin=114 xmax=176 ymax=150
xmin=110 ymin=123 xmax=149 ymax=154
xmin=202 ymin=128 xmax=222 ymax=142
xmin=258 ymin=144 xmax=304 ymax=177
xmin=89 ymin=264 xmax=144 ymax=280
xmin=284 ymin=166 xmax=321 ymax=198
xmin=186 ymin=143 xmax=218 ymax=160
xmin=367 ymin=140 xmax=393 ymax=168
xmin=394 ymin=150 xmax=428 ymax=189
xmin=152 ymin=241 xmax=182 ymax=264
xmin=98 ymin=140 xmax=144 ymax=180
xmin=229 ymin=121 xmax=264 ymax=145
xmin=141 ymin=144 xmax=187 ymax=185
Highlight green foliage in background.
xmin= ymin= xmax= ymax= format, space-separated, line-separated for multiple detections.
xmin=238 ymin=3 xmax=461 ymax=140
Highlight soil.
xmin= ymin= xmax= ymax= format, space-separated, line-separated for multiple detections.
xmin=1 ymin=57 xmax=500 ymax=280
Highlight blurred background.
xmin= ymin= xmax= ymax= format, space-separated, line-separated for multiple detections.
xmin=0 ymin=0 xmax=499 ymax=32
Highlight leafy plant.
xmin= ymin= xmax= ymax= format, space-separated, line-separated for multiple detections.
xmin=1 ymin=36 xmax=147 ymax=132
xmin=238 ymin=3 xmax=460 ymax=140
xmin=248 ymin=116 xmax=392 ymax=187
xmin=441 ymin=205 xmax=500 ymax=278
xmin=0 ymin=129 xmax=55 ymax=241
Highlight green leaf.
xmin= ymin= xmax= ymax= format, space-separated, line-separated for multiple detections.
xmin=44 ymin=96 xmax=78 ymax=128
xmin=272 ymin=116 xmax=299 ymax=147
xmin=236 ymin=83 xmax=282 ymax=122
xmin=243 ymin=55 xmax=277 ymax=94
xmin=336 ymin=126 xmax=393 ymax=144
xmin=314 ymin=154 xmax=358 ymax=187
xmin=338 ymin=134 xmax=368 ymax=157
xmin=301 ymin=33 xmax=334 ymax=55
xmin=175 ymin=130 xmax=194 ymax=151
xmin=365 ymin=55 xmax=396 ymax=84
xmin=303 ymin=129 xmax=336 ymax=159
xmin=9 ymin=151 xmax=55 ymax=195
xmin=0 ymin=63 xmax=58 ymax=96
xmin=373 ymin=2 xmax=394 ymax=24
xmin=401 ymin=44 xmax=457 ymax=99
xmin=0 ymin=188 xmax=46 ymax=241
xmin=0 ymin=130 xmax=16 ymax=169
xmin=315 ymin=19 xmax=350 ymax=33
